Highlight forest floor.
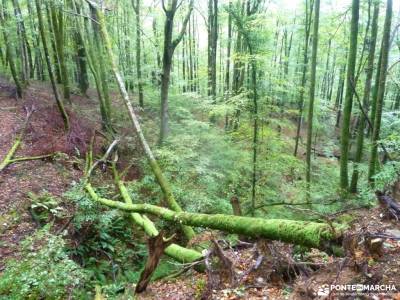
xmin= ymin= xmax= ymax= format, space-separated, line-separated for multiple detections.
xmin=1 ymin=78 xmax=400 ymax=299
xmin=0 ymin=77 xmax=100 ymax=269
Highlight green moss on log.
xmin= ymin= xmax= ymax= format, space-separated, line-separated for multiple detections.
xmin=86 ymin=184 xmax=345 ymax=249
xmin=88 ymin=183 xmax=202 ymax=263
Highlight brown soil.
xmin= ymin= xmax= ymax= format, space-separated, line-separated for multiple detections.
xmin=0 ymin=77 xmax=102 ymax=270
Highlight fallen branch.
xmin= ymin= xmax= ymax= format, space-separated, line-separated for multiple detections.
xmin=0 ymin=108 xmax=54 ymax=172
xmin=84 ymin=139 xmax=119 ymax=179
xmin=85 ymin=184 xmax=346 ymax=250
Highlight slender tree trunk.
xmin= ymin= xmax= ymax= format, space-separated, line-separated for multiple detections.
xmin=339 ymin=0 xmax=359 ymax=192
xmin=90 ymin=6 xmax=112 ymax=128
xmin=207 ymin=0 xmax=218 ymax=100
xmin=74 ymin=29 xmax=89 ymax=95
xmin=294 ymin=0 xmax=313 ymax=157
xmin=350 ymin=2 xmax=379 ymax=192
xmin=368 ymin=51 xmax=382 ymax=136
xmin=368 ymin=0 xmax=392 ymax=185
xmin=250 ymin=52 xmax=258 ymax=216
xmin=133 ymin=0 xmax=144 ymax=107
xmin=305 ymin=0 xmax=320 ymax=189
xmin=159 ymin=0 xmax=193 ymax=144
xmin=50 ymin=2 xmax=71 ymax=102
xmin=72 ymin=3 xmax=89 ymax=96
xmin=224 ymin=1 xmax=232 ymax=129
xmin=12 ymin=0 xmax=32 ymax=83
xmin=34 ymin=0 xmax=69 ymax=130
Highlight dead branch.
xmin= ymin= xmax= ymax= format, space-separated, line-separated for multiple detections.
xmin=85 ymin=139 xmax=119 ymax=179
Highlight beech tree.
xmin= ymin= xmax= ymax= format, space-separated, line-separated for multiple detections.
xmin=35 ymin=0 xmax=69 ymax=130
xmin=368 ymin=0 xmax=392 ymax=185
xmin=159 ymin=0 xmax=194 ymax=144
xmin=305 ymin=0 xmax=319 ymax=187
xmin=350 ymin=1 xmax=379 ymax=192
xmin=339 ymin=0 xmax=359 ymax=192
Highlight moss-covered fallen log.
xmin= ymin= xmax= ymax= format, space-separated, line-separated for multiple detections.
xmin=85 ymin=184 xmax=345 ymax=250
xmin=115 ymin=180 xmax=202 ymax=263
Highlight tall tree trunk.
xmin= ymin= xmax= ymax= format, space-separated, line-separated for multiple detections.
xmin=224 ymin=1 xmax=232 ymax=129
xmin=50 ymin=2 xmax=71 ymax=102
xmin=294 ymin=0 xmax=313 ymax=157
xmin=368 ymin=0 xmax=392 ymax=186
xmin=305 ymin=0 xmax=320 ymax=189
xmin=74 ymin=29 xmax=89 ymax=95
xmin=350 ymin=2 xmax=379 ymax=192
xmin=133 ymin=0 xmax=144 ymax=107
xmin=11 ymin=0 xmax=32 ymax=83
xmin=207 ymin=0 xmax=218 ymax=100
xmin=159 ymin=0 xmax=193 ymax=144
xmin=339 ymin=0 xmax=359 ymax=192
xmin=72 ymin=3 xmax=89 ymax=96
xmin=71 ymin=0 xmax=112 ymax=131
xmin=34 ymin=0 xmax=69 ymax=130
xmin=368 ymin=51 xmax=382 ymax=136
xmin=90 ymin=6 xmax=112 ymax=129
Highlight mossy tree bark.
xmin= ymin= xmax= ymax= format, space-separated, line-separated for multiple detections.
xmin=112 ymin=176 xmax=202 ymax=263
xmin=368 ymin=0 xmax=392 ymax=185
xmin=49 ymin=2 xmax=71 ymax=103
xmin=305 ymin=0 xmax=320 ymax=189
xmin=11 ymin=0 xmax=33 ymax=83
xmin=71 ymin=0 xmax=110 ymax=128
xmin=339 ymin=0 xmax=359 ymax=192
xmin=132 ymin=0 xmax=144 ymax=108
xmin=86 ymin=184 xmax=344 ymax=250
xmin=350 ymin=2 xmax=379 ymax=193
xmin=88 ymin=1 xmax=195 ymax=240
xmin=89 ymin=5 xmax=112 ymax=127
xmin=34 ymin=0 xmax=69 ymax=131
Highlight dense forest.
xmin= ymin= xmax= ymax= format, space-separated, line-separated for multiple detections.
xmin=1 ymin=0 xmax=400 ymax=299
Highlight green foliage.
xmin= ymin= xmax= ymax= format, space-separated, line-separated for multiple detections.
xmin=372 ymin=161 xmax=400 ymax=191
xmin=28 ymin=191 xmax=64 ymax=223
xmin=0 ymin=226 xmax=88 ymax=300
xmin=125 ymin=93 xmax=252 ymax=215
xmin=64 ymin=183 xmax=148 ymax=291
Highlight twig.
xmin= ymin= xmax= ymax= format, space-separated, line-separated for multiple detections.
xmin=85 ymin=139 xmax=119 ymax=179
